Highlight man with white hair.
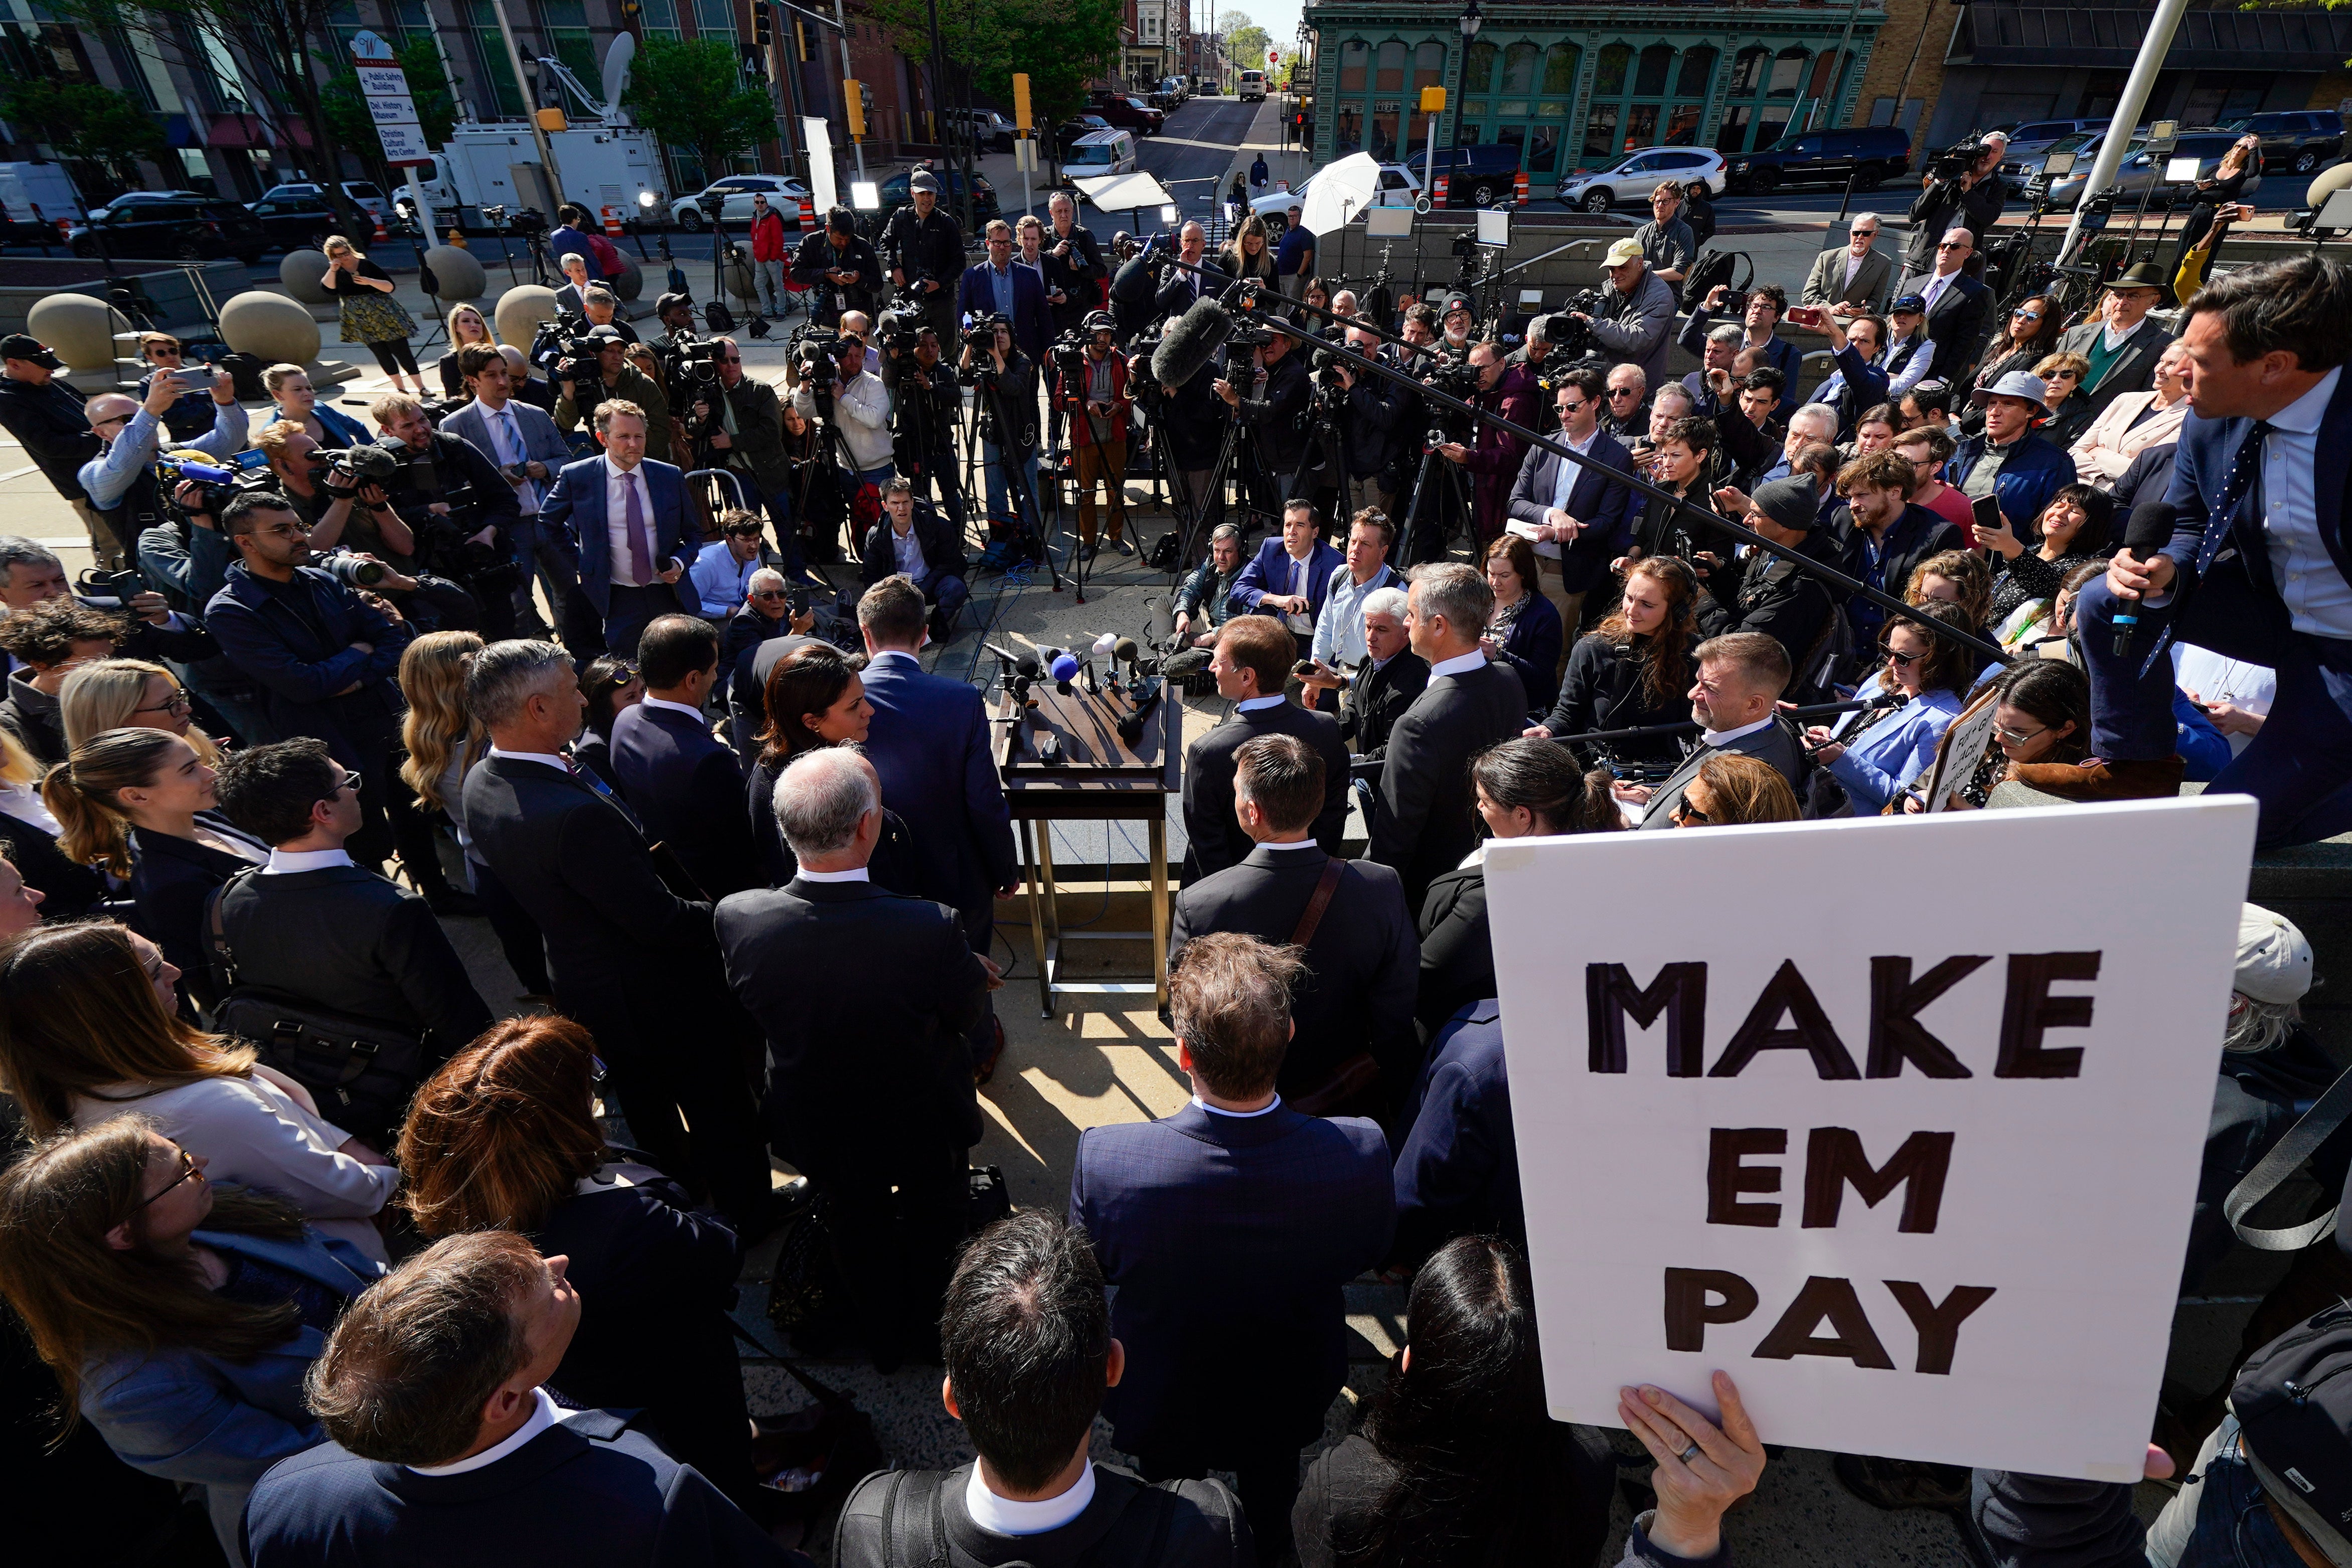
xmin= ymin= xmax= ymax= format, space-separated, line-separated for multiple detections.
xmin=715 ymin=744 xmax=997 ymax=1371
xmin=1805 ymin=212 xmax=1896 ymax=316
xmin=82 ymin=362 xmax=248 ymax=568
xmin=461 ymin=639 xmax=771 ymax=1230
xmin=1601 ymin=363 xmax=1651 ymax=440
xmin=1755 ymin=402 xmax=1841 ymax=490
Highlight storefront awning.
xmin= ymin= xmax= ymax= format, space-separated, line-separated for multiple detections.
xmin=1951 ymin=6 xmax=2352 ymax=71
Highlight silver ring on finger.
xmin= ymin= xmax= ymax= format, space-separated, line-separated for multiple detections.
xmin=1677 ymin=1443 xmax=1701 ymax=1463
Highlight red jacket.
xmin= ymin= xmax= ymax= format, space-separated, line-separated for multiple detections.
xmin=1059 ymin=348 xmax=1131 ymax=449
xmin=750 ymin=208 xmax=789 ymax=263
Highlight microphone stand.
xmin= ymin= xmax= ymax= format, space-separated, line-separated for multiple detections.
xmin=1161 ymin=253 xmax=1441 ymax=366
xmin=1221 ymin=285 xmax=2015 ymax=670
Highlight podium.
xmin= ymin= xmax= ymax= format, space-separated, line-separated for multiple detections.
xmin=995 ymin=676 xmax=1184 ymax=1017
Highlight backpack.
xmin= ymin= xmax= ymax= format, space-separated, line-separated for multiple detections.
xmin=845 ymin=1465 xmax=1196 ymax=1568
xmin=1681 ymin=246 xmax=1753 ymax=315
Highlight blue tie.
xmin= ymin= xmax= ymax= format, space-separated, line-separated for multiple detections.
xmin=562 ymin=751 xmax=644 ymax=835
xmin=2146 ymin=419 xmax=2272 ymax=673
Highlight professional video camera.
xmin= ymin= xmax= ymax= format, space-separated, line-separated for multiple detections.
xmin=532 ymin=310 xmax=610 ymax=407
xmin=791 ymin=322 xmax=843 ymax=385
xmin=1526 ymin=291 xmax=1606 ymax=364
xmin=1047 ymin=326 xmax=1090 ymax=382
xmin=354 ymin=437 xmax=521 ymax=599
xmin=318 ymin=442 xmax=402 ymax=498
xmin=875 ymin=298 xmax=927 ymax=359
xmin=156 ymin=449 xmax=275 ymax=518
xmin=1927 ymin=133 xmax=1993 ymax=184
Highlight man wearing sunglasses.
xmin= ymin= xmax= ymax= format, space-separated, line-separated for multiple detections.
xmin=207 ymin=737 xmax=492 ymax=1144
xmin=1600 ymin=364 xmax=1652 ymax=440
xmin=2053 ymin=259 xmax=2177 ymax=427
xmin=1895 ymin=227 xmax=1993 ymax=388
xmin=1506 ymin=368 xmax=1639 ymax=654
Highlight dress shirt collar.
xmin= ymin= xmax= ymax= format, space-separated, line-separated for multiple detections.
xmin=868 ymin=648 xmax=920 ymax=668
xmin=640 ymin=695 xmax=704 ymax=721
xmin=1700 ymin=715 xmax=1775 ymax=748
xmin=2268 ymin=364 xmax=2341 ymax=436
xmin=409 ymin=1388 xmax=562 ymax=1475
xmin=1257 ymin=836 xmax=1319 ymax=850
xmin=262 ymin=846 xmax=353 ymax=875
xmin=1192 ymin=1092 xmax=1283 ymax=1118
xmin=1428 ymin=649 xmax=1486 ymax=680
xmin=798 ymin=866 xmax=870 ymax=883
xmin=488 ymin=745 xmax=572 ymax=773
xmin=965 ymin=1460 xmax=1096 ymax=1537
xmin=1233 ymin=693 xmax=1287 ymax=712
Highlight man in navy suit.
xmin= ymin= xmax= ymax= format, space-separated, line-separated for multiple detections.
xmin=608 ymin=615 xmax=758 ymax=898
xmin=439 ymin=344 xmax=580 ymax=645
xmin=2063 ymin=255 xmax=2352 ymax=848
xmin=1068 ymin=931 xmax=1392 ymax=1558
xmin=537 ymin=400 xmax=691 ymax=659
xmin=1232 ymin=498 xmax=1345 ymax=660
xmin=855 ymin=575 xmax=1016 ymax=1071
xmin=1390 ymin=998 xmax=1522 ymax=1269
xmin=243 ymin=1231 xmax=785 ymax=1568
xmin=956 ymin=220 xmax=1050 ymax=366
xmin=1179 ymin=614 xmax=1351 ymax=882
xmin=1507 ymin=366 xmax=1638 ymax=655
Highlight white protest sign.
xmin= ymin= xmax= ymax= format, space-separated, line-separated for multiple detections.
xmin=1484 ymin=795 xmax=2256 ymax=1480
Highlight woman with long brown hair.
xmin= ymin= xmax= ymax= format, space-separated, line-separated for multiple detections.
xmin=1671 ymin=751 xmax=1801 ymax=826
xmin=44 ymin=728 xmax=267 ymax=991
xmin=1480 ymin=534 xmax=1562 ymax=717
xmin=0 ymin=920 xmax=399 ymax=1262
xmin=1530 ymin=556 xmax=1701 ymax=767
xmin=747 ymin=643 xmax=889 ymax=887
xmin=573 ymin=654 xmax=643 ymax=793
xmin=397 ymin=1015 xmax=755 ymax=1503
xmin=1220 ymin=214 xmax=1280 ymax=286
xmin=0 ymin=1117 xmax=382 ymax=1561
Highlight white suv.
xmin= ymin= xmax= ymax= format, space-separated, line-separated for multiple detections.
xmin=670 ymin=174 xmax=810 ymax=232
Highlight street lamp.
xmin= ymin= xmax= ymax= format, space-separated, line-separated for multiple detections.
xmin=1438 ymin=0 xmax=1480 ymax=186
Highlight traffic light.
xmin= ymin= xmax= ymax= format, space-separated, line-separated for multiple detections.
xmin=753 ymin=2 xmax=772 ymax=47
xmin=844 ymin=78 xmax=866 ymax=137
xmin=1013 ymin=72 xmax=1031 ymax=131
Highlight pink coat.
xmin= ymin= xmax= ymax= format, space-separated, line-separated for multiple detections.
xmin=2068 ymin=389 xmax=2188 ymax=490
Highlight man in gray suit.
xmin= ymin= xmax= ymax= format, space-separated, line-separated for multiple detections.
xmin=439 ymin=344 xmax=581 ymax=645
xmin=1627 ymin=631 xmax=1803 ymax=829
xmin=2052 ymin=261 xmax=2176 ymax=427
xmin=1806 ymin=214 xmax=1897 ymax=317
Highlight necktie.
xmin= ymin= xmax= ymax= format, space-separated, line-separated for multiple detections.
xmin=562 ymin=751 xmax=644 ymax=834
xmin=621 ymin=467 xmax=654 ymax=584
xmin=2146 ymin=419 xmax=2273 ymax=674
xmin=498 ymin=410 xmax=535 ymax=511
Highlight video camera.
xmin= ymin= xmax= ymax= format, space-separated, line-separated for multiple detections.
xmin=533 ymin=309 xmax=611 ymax=406
xmin=1047 ymin=326 xmax=1090 ymax=382
xmin=1526 ymin=290 xmax=1606 ymax=364
xmin=790 ymin=322 xmax=843 ymax=397
xmin=156 ymin=448 xmax=274 ymax=517
xmin=874 ymin=300 xmax=927 ymax=360
xmin=1928 ymin=133 xmax=1994 ymax=184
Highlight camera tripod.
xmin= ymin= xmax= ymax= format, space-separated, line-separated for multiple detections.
xmin=1396 ymin=424 xmax=1475 ymax=570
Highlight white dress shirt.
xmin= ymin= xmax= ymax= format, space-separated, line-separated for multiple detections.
xmin=1700 ymin=714 xmax=1776 ymax=748
xmin=262 ymin=846 xmax=354 ymax=875
xmin=965 ymin=1460 xmax=1096 ymax=1536
xmin=480 ymin=400 xmax=540 ymax=513
xmin=1259 ymin=836 xmax=1320 ymax=850
xmin=604 ymin=457 xmax=656 ymax=589
xmin=488 ymin=745 xmax=572 ymax=774
xmin=2257 ymin=365 xmax=2351 ymax=638
xmin=1193 ymin=1092 xmax=1283 ymax=1117
xmin=1547 ymin=426 xmax=1601 ymax=516
xmin=640 ymin=694 xmax=704 ymax=722
xmin=798 ymin=866 xmax=870 ymax=883
xmin=1428 ymin=649 xmax=1486 ymax=680
xmin=409 ymin=1388 xmax=584 ymax=1475
xmin=0 ymin=780 xmax=59 ymax=836
xmin=891 ymin=522 xmax=926 ymax=579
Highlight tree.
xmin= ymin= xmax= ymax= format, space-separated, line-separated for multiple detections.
xmin=621 ymin=36 xmax=777 ymax=185
xmin=861 ymin=0 xmax=1120 ymax=193
xmin=319 ymin=33 xmax=459 ymax=182
xmin=3 ymin=80 xmax=170 ymax=191
xmin=1221 ymin=11 xmax=1270 ymax=76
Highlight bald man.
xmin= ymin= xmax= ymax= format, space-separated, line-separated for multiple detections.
xmin=81 ymin=368 xmax=246 ymax=567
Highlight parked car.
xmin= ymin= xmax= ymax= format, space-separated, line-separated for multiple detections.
xmin=1063 ymin=129 xmax=1139 ymax=178
xmin=876 ymin=166 xmax=999 ymax=229
xmin=2223 ymin=109 xmax=2345 ymax=175
xmin=1149 ymin=76 xmax=1189 ymax=109
xmin=1249 ymin=162 xmax=1422 ymax=225
xmin=244 ymin=193 xmax=341 ymax=251
xmin=670 ymin=173 xmax=808 ymax=231
xmin=1997 ymin=121 xmax=2121 ymax=194
xmin=946 ymin=107 xmax=1018 ymax=153
xmin=1056 ymin=114 xmax=1116 ymax=155
xmin=1237 ymin=70 xmax=1266 ymax=102
xmin=1556 ymin=146 xmax=1728 ymax=211
xmin=1406 ymin=142 xmax=1523 ymax=207
xmin=257 ymin=181 xmax=392 ymax=222
xmin=1726 ymin=125 xmax=1911 ymax=194
xmin=1090 ymin=94 xmax=1165 ymax=135
xmin=70 ymin=198 xmax=266 ymax=264
xmin=88 ymin=190 xmax=211 ymax=219
xmin=2034 ymin=128 xmax=2264 ymax=211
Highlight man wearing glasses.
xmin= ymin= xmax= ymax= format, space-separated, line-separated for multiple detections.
xmin=1896 ymin=226 xmax=1993 ymax=387
xmin=1806 ymin=213 xmax=1897 ymax=318
xmin=81 ymin=362 xmax=248 ymax=573
xmin=207 ymin=735 xmax=492 ymax=1136
xmin=2053 ymin=259 xmax=2178 ymax=426
xmin=691 ymin=336 xmax=813 ymax=582
xmin=1600 ymin=364 xmax=1652 ymax=440
xmin=1505 ymin=367 xmax=1638 ymax=652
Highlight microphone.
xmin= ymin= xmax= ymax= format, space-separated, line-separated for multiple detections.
xmin=1119 ymin=677 xmax=1165 ymax=748
xmin=1113 ymin=636 xmax=1140 ymax=668
xmin=1151 ymin=294 xmax=1234 ymax=390
xmin=2110 ymin=500 xmax=2177 ymax=661
xmin=1090 ymin=631 xmax=1120 ymax=659
xmin=1049 ymin=650 xmax=1081 ymax=691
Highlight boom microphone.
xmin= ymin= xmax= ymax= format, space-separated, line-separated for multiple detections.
xmin=1152 ymin=295 xmax=1235 ymax=390
xmin=2110 ymin=500 xmax=2177 ymax=661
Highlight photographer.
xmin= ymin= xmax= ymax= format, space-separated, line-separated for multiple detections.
xmin=1573 ymin=240 xmax=1676 ymax=390
xmin=883 ymin=170 xmax=964 ymax=343
xmin=792 ymin=206 xmax=885 ymax=331
xmin=1042 ymin=191 xmax=1106 ymax=338
xmin=1905 ymin=133 xmax=2007 ymax=277
xmin=1161 ymin=348 xmax=1234 ymax=536
xmin=889 ymin=326 xmax=968 ymax=534
xmin=1437 ymin=294 xmax=1475 ymax=364
xmin=1434 ymin=341 xmax=1530 ymax=546
xmin=133 ymin=334 xmax=225 ymax=443
xmin=370 ymin=392 xmax=523 ymax=638
xmin=249 ymin=421 xmax=406 ymax=553
xmin=794 ymin=335 xmax=896 ymax=492
xmin=1791 ymin=306 xmax=1892 ymax=440
xmin=687 ymin=335 xmax=807 ymax=573
xmin=1064 ymin=311 xmax=1136 ymax=560
xmin=555 ymin=327 xmax=672 ymax=463
xmin=1215 ymin=324 xmax=1312 ymax=509
xmin=81 ymin=370 xmax=249 ymax=568
xmin=646 ymin=291 xmax=699 ymax=353
xmin=959 ymin=313 xmax=1041 ymax=536
xmin=1679 ymin=282 xmax=1802 ymax=416
xmin=441 ymin=344 xmax=581 ymax=643
xmin=578 ymin=287 xmax=638 ymax=346
xmin=1329 ymin=326 xmax=1408 ymax=522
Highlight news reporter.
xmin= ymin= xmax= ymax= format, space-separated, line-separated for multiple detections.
xmin=0 ymin=1119 xmax=384 ymax=1563
xmin=1529 ymin=556 xmax=1702 ymax=767
xmin=958 ymin=315 xmax=1041 ymax=536
xmin=1804 ymin=600 xmax=1975 ymax=813
xmin=1480 ymin=534 xmax=1562 ymax=717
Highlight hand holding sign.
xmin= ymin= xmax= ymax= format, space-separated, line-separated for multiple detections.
xmin=1619 ymin=1373 xmax=1767 ymax=1558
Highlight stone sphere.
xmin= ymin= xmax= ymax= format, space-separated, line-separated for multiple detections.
xmin=723 ymin=256 xmax=755 ymax=302
xmin=279 ymin=249 xmax=335 ymax=304
xmin=2304 ymin=162 xmax=2352 ymax=211
xmin=422 ymin=244 xmax=487 ymax=305
xmin=26 ymin=292 xmax=124 ymax=371
xmin=608 ymin=249 xmax=644 ymax=302
xmin=218 ymin=291 xmax=321 ymax=367
xmin=496 ymin=285 xmax=561 ymax=353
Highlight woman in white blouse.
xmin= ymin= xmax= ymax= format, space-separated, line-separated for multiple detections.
xmin=0 ymin=921 xmax=398 ymax=1264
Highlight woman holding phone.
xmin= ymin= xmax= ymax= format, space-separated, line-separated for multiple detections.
xmin=1974 ymin=483 xmax=2115 ymax=643
xmin=320 ymin=235 xmax=422 ymax=396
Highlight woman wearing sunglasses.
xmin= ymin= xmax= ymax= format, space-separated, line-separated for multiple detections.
xmin=1802 ymin=600 xmax=1975 ymax=814
xmin=0 ymin=1117 xmax=384 ymax=1563
xmin=1961 ymin=295 xmax=2064 ymax=437
xmin=2030 ymin=350 xmax=2097 ymax=447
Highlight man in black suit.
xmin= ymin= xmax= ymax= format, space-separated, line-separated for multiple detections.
xmin=607 ymin=615 xmax=757 ymax=898
xmin=1391 ymin=998 xmax=1521 ymax=1269
xmin=1178 ymin=614 xmax=1350 ymax=883
xmin=1897 ymin=226 xmax=1993 ymax=387
xmin=1171 ymin=733 xmax=1418 ymax=1099
xmin=207 ymin=737 xmax=492 ymax=1140
xmin=1629 ymin=631 xmax=1803 ymax=828
xmin=460 ymin=640 xmax=769 ymax=1226
xmin=1154 ymin=221 xmax=1228 ymax=326
xmin=1506 ymin=367 xmax=1640 ymax=652
xmin=1069 ymin=932 xmax=1392 ymax=1557
xmin=714 ymin=746 xmax=994 ymax=1369
xmin=834 ymin=1212 xmax=1251 ymax=1567
xmin=1341 ymin=584 xmax=1429 ymax=801
xmin=1367 ymin=563 xmax=1527 ymax=909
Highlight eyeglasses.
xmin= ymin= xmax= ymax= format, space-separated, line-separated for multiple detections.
xmin=1938 ymin=240 xmax=1970 ymax=251
xmin=1882 ymin=645 xmax=1926 ymax=666
xmin=1608 ymin=387 xmax=1641 ymax=399
xmin=2011 ymin=309 xmax=2043 ymax=321
xmin=132 ymin=692 xmax=192 ymax=717
xmin=1994 ymin=722 xmax=2049 ymax=746
xmin=132 ymin=1145 xmax=204 ymax=1211
xmin=752 ymin=589 xmax=788 ymax=601
xmin=2049 ymin=368 xmax=2082 ymax=380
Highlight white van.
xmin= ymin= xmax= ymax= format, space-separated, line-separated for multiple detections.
xmin=1237 ymin=70 xmax=1266 ymax=101
xmin=1065 ymin=128 xmax=1138 ymax=176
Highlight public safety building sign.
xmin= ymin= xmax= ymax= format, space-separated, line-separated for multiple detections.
xmin=1485 ymin=796 xmax=2256 ymax=1480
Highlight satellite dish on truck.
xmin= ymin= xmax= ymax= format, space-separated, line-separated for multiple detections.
xmin=602 ymin=33 xmax=637 ymax=124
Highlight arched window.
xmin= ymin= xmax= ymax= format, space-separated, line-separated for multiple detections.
xmin=1413 ymin=41 xmax=1446 ymax=97
xmin=1636 ymin=44 xmax=1672 ymax=97
xmin=1375 ymin=40 xmax=1405 ymax=92
xmin=1768 ymin=48 xmax=1808 ymax=98
xmin=1463 ymin=39 xmax=1496 ymax=95
xmin=1338 ymin=38 xmax=1367 ymax=92
xmin=1677 ymin=46 xmax=1717 ymax=100
xmin=1595 ymin=42 xmax=1630 ymax=98
xmin=1500 ymin=42 xmax=1538 ymax=96
xmin=1542 ymin=43 xmax=1578 ymax=96
xmin=1728 ymin=46 xmax=1768 ymax=97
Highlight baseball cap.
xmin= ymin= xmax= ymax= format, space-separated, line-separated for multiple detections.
xmin=2237 ymin=903 xmax=2315 ymax=1005
xmin=586 ymin=325 xmax=627 ymax=343
xmin=0 ymin=334 xmax=61 ymax=368
xmin=655 ymin=291 xmax=691 ymax=316
xmin=1891 ymin=293 xmax=1927 ymax=315
xmin=909 ymin=169 xmax=942 ymax=193
xmin=1603 ymin=237 xmax=1646 ymax=267
xmin=1751 ymin=477 xmax=1820 ymax=533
